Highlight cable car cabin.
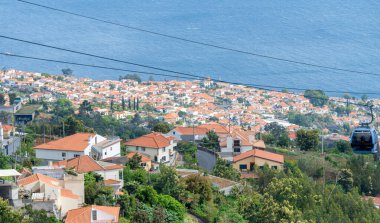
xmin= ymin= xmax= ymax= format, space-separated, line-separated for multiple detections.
xmin=350 ymin=126 xmax=379 ymax=154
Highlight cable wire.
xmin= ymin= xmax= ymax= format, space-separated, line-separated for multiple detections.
xmin=14 ymin=0 xmax=380 ymax=77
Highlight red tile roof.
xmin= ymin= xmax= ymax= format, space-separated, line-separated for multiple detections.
xmin=54 ymin=155 xmax=123 ymax=173
xmin=198 ymin=122 xmax=229 ymax=134
xmin=18 ymin=173 xmax=60 ymax=187
xmin=233 ymin=149 xmax=284 ymax=164
xmin=125 ymin=132 xmax=172 ymax=149
xmin=104 ymin=179 xmax=121 ymax=185
xmin=364 ymin=196 xmax=380 ymax=205
xmin=174 ymin=127 xmax=208 ymax=135
xmin=126 ymin=152 xmax=151 ymax=162
xmin=65 ymin=205 xmax=120 ymax=223
xmin=61 ymin=188 xmax=80 ymax=199
xmin=34 ymin=133 xmax=95 ymax=152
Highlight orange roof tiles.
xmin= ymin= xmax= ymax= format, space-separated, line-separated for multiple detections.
xmin=104 ymin=179 xmax=121 ymax=185
xmin=55 ymin=155 xmax=103 ymax=172
xmin=54 ymin=155 xmax=123 ymax=173
xmin=126 ymin=152 xmax=151 ymax=162
xmin=233 ymin=149 xmax=284 ymax=164
xmin=65 ymin=205 xmax=120 ymax=223
xmin=18 ymin=173 xmax=60 ymax=187
xmin=34 ymin=133 xmax=95 ymax=152
xmin=198 ymin=122 xmax=229 ymax=134
xmin=61 ymin=188 xmax=80 ymax=199
xmin=174 ymin=127 xmax=209 ymax=135
xmin=125 ymin=132 xmax=172 ymax=149
xmin=2 ymin=124 xmax=14 ymax=132
xmin=364 ymin=196 xmax=380 ymax=205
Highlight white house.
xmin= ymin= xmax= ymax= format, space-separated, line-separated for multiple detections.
xmin=219 ymin=130 xmax=266 ymax=162
xmin=66 ymin=205 xmax=120 ymax=223
xmin=34 ymin=133 xmax=121 ymax=162
xmin=54 ymin=155 xmax=124 ymax=192
xmin=167 ymin=126 xmax=208 ymax=142
xmin=18 ymin=173 xmax=83 ymax=219
xmin=125 ymin=132 xmax=176 ymax=166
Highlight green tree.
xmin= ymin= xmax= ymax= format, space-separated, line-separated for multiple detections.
xmin=296 ymin=129 xmax=319 ymax=151
xmin=184 ymin=174 xmax=212 ymax=204
xmin=63 ymin=115 xmax=87 ymax=135
xmin=0 ymin=152 xmax=11 ymax=169
xmin=61 ymin=68 xmax=73 ymax=76
xmin=53 ymin=98 xmax=74 ymax=117
xmin=261 ymin=133 xmax=275 ymax=145
xmin=202 ymin=131 xmax=219 ymax=151
xmin=23 ymin=205 xmax=60 ymax=223
xmin=178 ymin=111 xmax=187 ymax=118
xmin=337 ymin=169 xmax=354 ymax=192
xmin=157 ymin=194 xmax=186 ymax=222
xmin=79 ymin=100 xmax=93 ymax=115
xmin=277 ymin=132 xmax=290 ymax=147
xmin=304 ymin=89 xmax=329 ymax=107
xmin=121 ymin=96 xmax=126 ymax=110
xmin=154 ymin=165 xmax=181 ymax=198
xmin=213 ymin=158 xmax=241 ymax=181
xmin=135 ymin=186 xmax=158 ymax=205
xmin=264 ymin=122 xmax=285 ymax=140
xmin=127 ymin=153 xmax=142 ymax=170
xmin=335 ymin=140 xmax=351 ymax=153
xmin=153 ymin=122 xmax=171 ymax=133
xmin=8 ymin=93 xmax=17 ymax=105
xmin=119 ymin=74 xmax=142 ymax=83
xmin=361 ymin=94 xmax=368 ymax=101
xmin=0 ymin=197 xmax=22 ymax=223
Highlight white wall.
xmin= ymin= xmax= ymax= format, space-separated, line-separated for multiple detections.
xmin=101 ymin=142 xmax=121 ymax=159
xmin=35 ymin=149 xmax=85 ymax=161
xmin=60 ymin=196 xmax=80 ymax=218
xmin=127 ymin=145 xmax=173 ymax=163
xmin=92 ymin=208 xmax=116 ymax=222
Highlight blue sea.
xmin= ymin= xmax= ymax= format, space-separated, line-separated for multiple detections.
xmin=1 ymin=0 xmax=380 ymax=97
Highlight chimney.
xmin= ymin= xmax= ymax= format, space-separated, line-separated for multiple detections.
xmin=249 ymin=134 xmax=255 ymax=143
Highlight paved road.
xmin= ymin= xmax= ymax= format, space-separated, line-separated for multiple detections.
xmin=197 ymin=149 xmax=216 ymax=172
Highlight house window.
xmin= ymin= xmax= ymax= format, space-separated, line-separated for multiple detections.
xmin=74 ymin=154 xmax=80 ymax=158
xmin=62 ymin=152 xmax=66 ymax=157
xmin=141 ymin=147 xmax=146 ymax=151
xmin=92 ymin=210 xmax=97 ymax=220
xmin=259 ymin=166 xmax=264 ymax=170
xmin=234 ymin=140 xmax=240 ymax=147
xmin=163 ymin=148 xmax=166 ymax=152
xmin=104 ymin=151 xmax=107 ymax=156
xmin=271 ymin=166 xmax=278 ymax=170
xmin=234 ymin=148 xmax=241 ymax=153
xmin=239 ymin=164 xmax=247 ymax=170
xmin=173 ymin=131 xmax=176 ymax=135
xmin=141 ymin=162 xmax=147 ymax=167
xmin=162 ymin=156 xmax=166 ymax=162
xmin=119 ymin=170 xmax=123 ymax=179
xmin=136 ymin=146 xmax=140 ymax=151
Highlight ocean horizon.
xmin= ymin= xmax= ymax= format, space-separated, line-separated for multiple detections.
xmin=1 ymin=0 xmax=380 ymax=97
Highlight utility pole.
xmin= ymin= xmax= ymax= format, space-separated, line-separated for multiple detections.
xmin=228 ymin=114 xmax=231 ymax=133
xmin=62 ymin=120 xmax=65 ymax=137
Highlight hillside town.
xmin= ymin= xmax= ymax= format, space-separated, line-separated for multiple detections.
xmin=0 ymin=68 xmax=380 ymax=223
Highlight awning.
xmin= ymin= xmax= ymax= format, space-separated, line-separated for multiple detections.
xmin=0 ymin=169 xmax=22 ymax=177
